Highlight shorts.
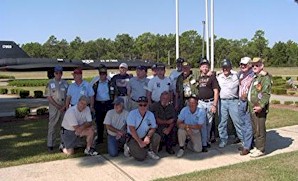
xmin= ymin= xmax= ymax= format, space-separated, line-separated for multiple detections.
xmin=61 ymin=128 xmax=79 ymax=149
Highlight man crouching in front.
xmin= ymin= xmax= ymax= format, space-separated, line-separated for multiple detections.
xmin=60 ymin=95 xmax=98 ymax=156
xmin=125 ymin=96 xmax=161 ymax=161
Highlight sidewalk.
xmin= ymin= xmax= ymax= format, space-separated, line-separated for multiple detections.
xmin=0 ymin=125 xmax=297 ymax=181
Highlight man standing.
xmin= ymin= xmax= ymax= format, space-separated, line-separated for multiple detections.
xmin=217 ymin=59 xmax=243 ymax=148
xmin=125 ymin=96 xmax=161 ymax=161
xmin=150 ymin=91 xmax=176 ymax=154
xmin=65 ymin=68 xmax=94 ymax=109
xmin=111 ymin=63 xmax=132 ymax=110
xmin=238 ymin=57 xmax=254 ymax=155
xmin=197 ymin=58 xmax=219 ymax=152
xmin=45 ymin=65 xmax=68 ymax=152
xmin=248 ymin=57 xmax=272 ymax=158
xmin=147 ymin=63 xmax=173 ymax=105
xmin=90 ymin=64 xmax=114 ymax=144
xmin=127 ymin=65 xmax=149 ymax=111
xmin=60 ymin=96 xmax=98 ymax=156
xmin=176 ymin=96 xmax=206 ymax=158
xmin=104 ymin=97 xmax=129 ymax=157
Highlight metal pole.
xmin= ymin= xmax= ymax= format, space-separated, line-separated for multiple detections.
xmin=202 ymin=21 xmax=205 ymax=58
xmin=168 ymin=50 xmax=171 ymax=65
xmin=176 ymin=0 xmax=179 ymax=59
xmin=205 ymin=0 xmax=210 ymax=62
xmin=210 ymin=0 xmax=214 ymax=70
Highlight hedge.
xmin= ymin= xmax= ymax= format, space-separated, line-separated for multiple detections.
xmin=19 ymin=90 xmax=30 ymax=98
xmin=271 ymin=100 xmax=281 ymax=104
xmin=10 ymin=88 xmax=23 ymax=94
xmin=15 ymin=107 xmax=30 ymax=118
xmin=37 ymin=107 xmax=48 ymax=115
xmin=8 ymin=79 xmax=48 ymax=87
xmin=0 ymin=88 xmax=8 ymax=94
xmin=34 ymin=90 xmax=43 ymax=98
xmin=0 ymin=75 xmax=15 ymax=79
xmin=271 ymin=88 xmax=287 ymax=95
xmin=284 ymin=101 xmax=294 ymax=105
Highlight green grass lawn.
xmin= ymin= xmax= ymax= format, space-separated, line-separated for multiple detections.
xmin=155 ymin=151 xmax=298 ymax=181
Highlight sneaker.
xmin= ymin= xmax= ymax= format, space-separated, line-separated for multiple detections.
xmin=219 ymin=141 xmax=227 ymax=148
xmin=176 ymin=149 xmax=184 ymax=158
xmin=249 ymin=149 xmax=264 ymax=158
xmin=84 ymin=147 xmax=98 ymax=156
xmin=59 ymin=143 xmax=64 ymax=152
xmin=249 ymin=147 xmax=257 ymax=154
xmin=123 ymin=143 xmax=131 ymax=157
xmin=147 ymin=150 xmax=160 ymax=160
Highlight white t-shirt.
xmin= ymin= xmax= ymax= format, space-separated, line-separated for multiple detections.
xmin=147 ymin=76 xmax=173 ymax=102
xmin=62 ymin=105 xmax=92 ymax=131
xmin=103 ymin=109 xmax=129 ymax=136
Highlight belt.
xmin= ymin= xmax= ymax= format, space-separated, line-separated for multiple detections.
xmin=221 ymin=97 xmax=237 ymax=100
xmin=96 ymin=100 xmax=111 ymax=104
xmin=199 ymin=98 xmax=214 ymax=102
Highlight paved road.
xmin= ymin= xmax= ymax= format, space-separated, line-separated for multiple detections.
xmin=0 ymin=125 xmax=297 ymax=181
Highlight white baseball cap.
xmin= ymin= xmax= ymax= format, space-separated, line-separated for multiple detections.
xmin=240 ymin=57 xmax=251 ymax=64
xmin=119 ymin=63 xmax=128 ymax=69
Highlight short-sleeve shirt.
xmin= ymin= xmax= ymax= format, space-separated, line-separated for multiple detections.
xmin=150 ymin=102 xmax=177 ymax=121
xmin=67 ymin=80 xmax=95 ymax=105
xmin=103 ymin=109 xmax=129 ymax=136
xmin=147 ymin=76 xmax=173 ymax=102
xmin=127 ymin=77 xmax=149 ymax=101
xmin=178 ymin=106 xmax=206 ymax=133
xmin=217 ymin=72 xmax=239 ymax=99
xmin=126 ymin=109 xmax=157 ymax=138
xmin=111 ymin=74 xmax=131 ymax=96
xmin=45 ymin=78 xmax=68 ymax=103
xmin=61 ymin=105 xmax=92 ymax=131
xmin=197 ymin=74 xmax=219 ymax=99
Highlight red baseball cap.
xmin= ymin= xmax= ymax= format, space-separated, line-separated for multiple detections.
xmin=73 ymin=68 xmax=82 ymax=74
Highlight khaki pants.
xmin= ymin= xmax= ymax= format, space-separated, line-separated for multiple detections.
xmin=47 ymin=104 xmax=64 ymax=147
xmin=178 ymin=128 xmax=202 ymax=152
xmin=127 ymin=133 xmax=161 ymax=161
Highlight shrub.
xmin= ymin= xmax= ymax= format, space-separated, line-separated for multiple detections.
xmin=295 ymin=101 xmax=298 ymax=107
xmin=15 ymin=107 xmax=30 ymax=118
xmin=34 ymin=90 xmax=43 ymax=98
xmin=288 ymin=91 xmax=296 ymax=95
xmin=272 ymin=76 xmax=283 ymax=81
xmin=0 ymin=75 xmax=15 ymax=79
xmin=0 ymin=88 xmax=8 ymax=94
xmin=8 ymin=79 xmax=48 ymax=87
xmin=10 ymin=88 xmax=23 ymax=94
xmin=285 ymin=76 xmax=292 ymax=80
xmin=271 ymin=100 xmax=280 ymax=104
xmin=272 ymin=79 xmax=286 ymax=86
xmin=19 ymin=90 xmax=30 ymax=98
xmin=284 ymin=101 xmax=294 ymax=105
xmin=271 ymin=88 xmax=287 ymax=95
xmin=36 ymin=107 xmax=48 ymax=115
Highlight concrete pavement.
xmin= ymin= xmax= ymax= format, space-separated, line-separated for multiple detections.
xmin=0 ymin=125 xmax=297 ymax=181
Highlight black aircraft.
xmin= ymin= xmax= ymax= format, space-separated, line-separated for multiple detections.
xmin=0 ymin=41 xmax=154 ymax=78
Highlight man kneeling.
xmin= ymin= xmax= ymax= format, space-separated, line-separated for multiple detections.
xmin=176 ymin=96 xmax=206 ymax=158
xmin=60 ymin=95 xmax=98 ymax=156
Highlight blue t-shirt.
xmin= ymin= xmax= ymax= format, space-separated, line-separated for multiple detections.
xmin=67 ymin=80 xmax=95 ymax=105
xmin=126 ymin=109 xmax=157 ymax=138
xmin=178 ymin=106 xmax=206 ymax=128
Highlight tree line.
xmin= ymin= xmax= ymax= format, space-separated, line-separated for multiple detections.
xmin=21 ymin=30 xmax=298 ymax=68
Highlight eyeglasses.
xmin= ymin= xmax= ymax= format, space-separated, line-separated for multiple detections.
xmin=252 ymin=64 xmax=260 ymax=68
xmin=240 ymin=63 xmax=247 ymax=67
xmin=138 ymin=104 xmax=147 ymax=107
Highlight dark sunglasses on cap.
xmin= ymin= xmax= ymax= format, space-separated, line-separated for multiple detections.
xmin=138 ymin=104 xmax=148 ymax=107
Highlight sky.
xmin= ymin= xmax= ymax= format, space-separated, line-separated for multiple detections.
xmin=1 ymin=0 xmax=298 ymax=47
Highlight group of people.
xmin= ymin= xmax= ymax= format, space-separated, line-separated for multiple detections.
xmin=45 ymin=56 xmax=272 ymax=161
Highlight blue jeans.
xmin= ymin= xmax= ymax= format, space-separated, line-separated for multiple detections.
xmin=198 ymin=100 xmax=214 ymax=147
xmin=239 ymin=100 xmax=253 ymax=149
xmin=218 ymin=99 xmax=243 ymax=143
xmin=107 ymin=134 xmax=125 ymax=157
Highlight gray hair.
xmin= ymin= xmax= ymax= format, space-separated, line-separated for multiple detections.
xmin=78 ymin=95 xmax=90 ymax=104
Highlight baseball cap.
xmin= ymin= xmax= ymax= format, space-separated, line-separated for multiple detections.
xmin=221 ymin=59 xmax=232 ymax=68
xmin=199 ymin=58 xmax=210 ymax=66
xmin=54 ymin=65 xmax=63 ymax=72
xmin=156 ymin=63 xmax=165 ymax=69
xmin=176 ymin=57 xmax=185 ymax=63
xmin=119 ymin=63 xmax=128 ymax=69
xmin=137 ymin=96 xmax=148 ymax=103
xmin=73 ymin=68 xmax=82 ymax=74
xmin=182 ymin=61 xmax=190 ymax=67
xmin=113 ymin=97 xmax=124 ymax=105
xmin=136 ymin=65 xmax=147 ymax=71
xmin=98 ymin=64 xmax=107 ymax=73
xmin=240 ymin=57 xmax=251 ymax=64
xmin=251 ymin=57 xmax=264 ymax=63
xmin=151 ymin=64 xmax=157 ymax=70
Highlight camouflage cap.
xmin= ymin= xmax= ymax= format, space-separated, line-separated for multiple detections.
xmin=251 ymin=57 xmax=264 ymax=63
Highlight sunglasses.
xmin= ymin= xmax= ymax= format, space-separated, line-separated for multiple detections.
xmin=240 ymin=63 xmax=247 ymax=67
xmin=252 ymin=64 xmax=260 ymax=68
xmin=138 ymin=104 xmax=148 ymax=107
